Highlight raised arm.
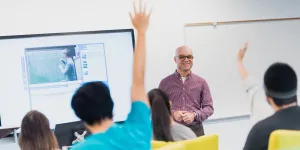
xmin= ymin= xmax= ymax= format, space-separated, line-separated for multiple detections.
xmin=236 ymin=43 xmax=273 ymax=123
xmin=237 ymin=43 xmax=249 ymax=80
xmin=130 ymin=1 xmax=152 ymax=106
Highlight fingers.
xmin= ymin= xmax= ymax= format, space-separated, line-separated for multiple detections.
xmin=183 ymin=115 xmax=189 ymax=121
xmin=180 ymin=111 xmax=187 ymax=115
xmin=183 ymin=116 xmax=191 ymax=124
xmin=133 ymin=1 xmax=137 ymax=14
xmin=139 ymin=0 xmax=142 ymax=13
xmin=147 ymin=7 xmax=153 ymax=19
xmin=241 ymin=42 xmax=248 ymax=51
xmin=143 ymin=2 xmax=147 ymax=14
xmin=174 ymin=115 xmax=182 ymax=121
xmin=129 ymin=12 xmax=133 ymax=21
xmin=175 ymin=117 xmax=182 ymax=122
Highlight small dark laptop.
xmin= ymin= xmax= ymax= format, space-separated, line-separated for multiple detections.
xmin=54 ymin=121 xmax=91 ymax=148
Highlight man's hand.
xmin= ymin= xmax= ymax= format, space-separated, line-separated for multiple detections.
xmin=182 ymin=112 xmax=195 ymax=124
xmin=173 ymin=111 xmax=185 ymax=122
xmin=129 ymin=0 xmax=152 ymax=33
xmin=237 ymin=42 xmax=248 ymax=62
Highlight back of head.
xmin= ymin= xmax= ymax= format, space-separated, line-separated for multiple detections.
xmin=19 ymin=110 xmax=58 ymax=150
xmin=264 ymin=62 xmax=298 ymax=106
xmin=148 ymin=89 xmax=173 ymax=141
xmin=71 ymin=81 xmax=114 ymax=126
xmin=65 ymin=49 xmax=73 ymax=58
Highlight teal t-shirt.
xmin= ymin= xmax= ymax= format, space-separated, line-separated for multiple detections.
xmin=70 ymin=101 xmax=152 ymax=150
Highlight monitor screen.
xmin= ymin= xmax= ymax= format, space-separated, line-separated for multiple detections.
xmin=0 ymin=29 xmax=134 ymax=127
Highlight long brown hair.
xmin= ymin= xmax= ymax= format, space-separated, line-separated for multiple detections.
xmin=148 ymin=89 xmax=174 ymax=142
xmin=19 ymin=110 xmax=59 ymax=150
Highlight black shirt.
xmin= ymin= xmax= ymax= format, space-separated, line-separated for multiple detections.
xmin=243 ymin=106 xmax=300 ymax=150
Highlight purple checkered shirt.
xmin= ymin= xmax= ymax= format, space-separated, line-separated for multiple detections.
xmin=159 ymin=71 xmax=214 ymax=126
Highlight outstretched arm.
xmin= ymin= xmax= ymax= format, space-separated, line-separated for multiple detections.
xmin=236 ymin=43 xmax=273 ymax=123
xmin=237 ymin=43 xmax=249 ymax=80
xmin=130 ymin=1 xmax=152 ymax=106
xmin=124 ymin=3 xmax=153 ymax=148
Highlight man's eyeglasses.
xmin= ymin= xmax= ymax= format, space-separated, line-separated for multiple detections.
xmin=175 ymin=55 xmax=194 ymax=60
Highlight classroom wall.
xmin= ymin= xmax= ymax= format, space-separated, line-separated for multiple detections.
xmin=0 ymin=0 xmax=299 ymax=150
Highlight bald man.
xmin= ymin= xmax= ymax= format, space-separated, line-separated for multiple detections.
xmin=159 ymin=46 xmax=214 ymax=136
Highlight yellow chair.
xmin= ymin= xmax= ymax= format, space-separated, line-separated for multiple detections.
xmin=268 ymin=130 xmax=300 ymax=150
xmin=154 ymin=142 xmax=186 ymax=150
xmin=152 ymin=134 xmax=218 ymax=150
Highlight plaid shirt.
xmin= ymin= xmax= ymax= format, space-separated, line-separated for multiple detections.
xmin=159 ymin=71 xmax=214 ymax=125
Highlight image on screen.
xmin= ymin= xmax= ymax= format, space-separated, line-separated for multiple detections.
xmin=24 ymin=43 xmax=108 ymax=88
xmin=25 ymin=46 xmax=80 ymax=85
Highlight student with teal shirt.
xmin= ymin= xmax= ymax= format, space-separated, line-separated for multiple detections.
xmin=69 ymin=1 xmax=153 ymax=149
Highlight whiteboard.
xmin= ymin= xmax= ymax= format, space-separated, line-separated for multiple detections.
xmin=185 ymin=19 xmax=300 ymax=120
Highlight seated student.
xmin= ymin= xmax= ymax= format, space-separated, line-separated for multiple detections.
xmin=238 ymin=45 xmax=300 ymax=150
xmin=69 ymin=2 xmax=152 ymax=150
xmin=237 ymin=43 xmax=273 ymax=124
xmin=18 ymin=110 xmax=59 ymax=150
xmin=148 ymin=89 xmax=196 ymax=141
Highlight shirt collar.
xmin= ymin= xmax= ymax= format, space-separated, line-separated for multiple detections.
xmin=174 ymin=70 xmax=193 ymax=79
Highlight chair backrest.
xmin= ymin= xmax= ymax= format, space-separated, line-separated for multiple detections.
xmin=154 ymin=142 xmax=186 ymax=150
xmin=152 ymin=134 xmax=218 ymax=150
xmin=268 ymin=130 xmax=300 ymax=150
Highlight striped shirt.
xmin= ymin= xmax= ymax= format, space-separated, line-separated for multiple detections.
xmin=159 ymin=71 xmax=214 ymax=125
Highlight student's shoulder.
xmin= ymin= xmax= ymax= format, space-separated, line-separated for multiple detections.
xmin=251 ymin=115 xmax=276 ymax=133
xmin=131 ymin=101 xmax=150 ymax=110
xmin=172 ymin=122 xmax=190 ymax=130
xmin=70 ymin=139 xmax=106 ymax=150
xmin=126 ymin=101 xmax=151 ymax=122
xmin=171 ymin=123 xmax=197 ymax=140
xmin=173 ymin=123 xmax=195 ymax=133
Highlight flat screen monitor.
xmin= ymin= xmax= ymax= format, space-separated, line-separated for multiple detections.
xmin=0 ymin=29 xmax=135 ymax=128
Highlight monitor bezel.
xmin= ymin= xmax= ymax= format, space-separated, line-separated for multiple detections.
xmin=0 ymin=28 xmax=135 ymax=49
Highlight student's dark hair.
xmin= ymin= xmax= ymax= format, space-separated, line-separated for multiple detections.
xmin=19 ymin=110 xmax=58 ymax=150
xmin=71 ymin=81 xmax=114 ymax=125
xmin=264 ymin=62 xmax=297 ymax=106
xmin=148 ymin=88 xmax=173 ymax=142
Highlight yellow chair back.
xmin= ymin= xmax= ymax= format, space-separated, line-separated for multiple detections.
xmin=152 ymin=134 xmax=218 ymax=150
xmin=268 ymin=130 xmax=300 ymax=150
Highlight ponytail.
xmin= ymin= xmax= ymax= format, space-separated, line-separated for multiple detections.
xmin=151 ymin=95 xmax=174 ymax=142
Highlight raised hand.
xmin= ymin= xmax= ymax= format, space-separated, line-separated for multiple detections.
xmin=237 ymin=42 xmax=249 ymax=80
xmin=237 ymin=42 xmax=248 ymax=62
xmin=129 ymin=0 xmax=152 ymax=33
